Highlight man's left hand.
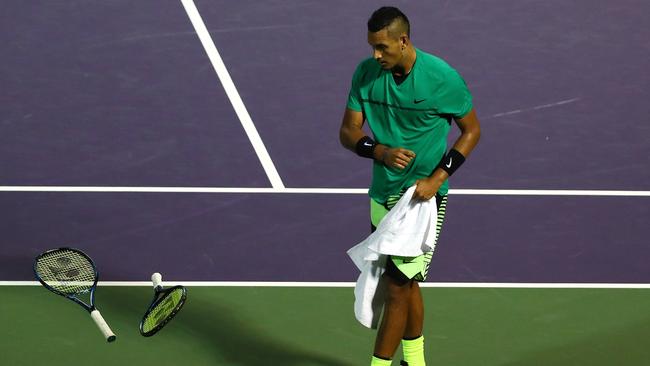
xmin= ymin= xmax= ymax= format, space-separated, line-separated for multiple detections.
xmin=413 ymin=176 xmax=443 ymax=201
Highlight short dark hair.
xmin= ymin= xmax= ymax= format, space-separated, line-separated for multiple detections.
xmin=367 ymin=6 xmax=410 ymax=38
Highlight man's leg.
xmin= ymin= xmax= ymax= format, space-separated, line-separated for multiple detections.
xmin=373 ymin=258 xmax=414 ymax=360
xmin=399 ymin=194 xmax=448 ymax=365
xmin=401 ymin=281 xmax=426 ymax=366
xmin=404 ymin=281 xmax=424 ymax=338
xmin=373 ymin=275 xmax=413 ymax=359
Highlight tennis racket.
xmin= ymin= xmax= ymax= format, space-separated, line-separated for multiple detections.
xmin=139 ymin=272 xmax=187 ymax=337
xmin=33 ymin=247 xmax=116 ymax=342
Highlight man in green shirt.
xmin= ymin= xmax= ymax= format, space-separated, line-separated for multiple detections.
xmin=339 ymin=7 xmax=481 ymax=366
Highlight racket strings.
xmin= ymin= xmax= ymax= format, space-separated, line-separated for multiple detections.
xmin=142 ymin=288 xmax=185 ymax=333
xmin=35 ymin=249 xmax=96 ymax=294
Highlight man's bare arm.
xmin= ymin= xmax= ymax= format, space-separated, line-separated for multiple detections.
xmin=413 ymin=108 xmax=481 ymax=200
xmin=339 ymin=108 xmax=415 ymax=168
xmin=339 ymin=108 xmax=366 ymax=151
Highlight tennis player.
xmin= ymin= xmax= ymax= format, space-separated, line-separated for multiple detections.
xmin=339 ymin=7 xmax=481 ymax=366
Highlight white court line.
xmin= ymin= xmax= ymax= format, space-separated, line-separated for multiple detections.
xmin=488 ymin=97 xmax=581 ymax=119
xmin=3 ymin=281 xmax=650 ymax=289
xmin=180 ymin=0 xmax=285 ymax=189
xmin=491 ymin=109 xmax=522 ymax=118
xmin=532 ymin=97 xmax=581 ymax=110
xmin=1 ymin=186 xmax=649 ymax=196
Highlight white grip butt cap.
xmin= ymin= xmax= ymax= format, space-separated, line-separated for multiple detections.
xmin=151 ymin=272 xmax=163 ymax=289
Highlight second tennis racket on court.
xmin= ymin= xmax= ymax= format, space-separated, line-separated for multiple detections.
xmin=139 ymin=272 xmax=187 ymax=336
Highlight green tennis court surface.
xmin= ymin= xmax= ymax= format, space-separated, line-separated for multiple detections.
xmin=2 ymin=286 xmax=649 ymax=365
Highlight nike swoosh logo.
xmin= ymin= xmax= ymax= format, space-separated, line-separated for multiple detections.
xmin=363 ymin=142 xmax=373 ymax=147
xmin=414 ymin=99 xmax=426 ymax=104
xmin=446 ymin=158 xmax=452 ymax=168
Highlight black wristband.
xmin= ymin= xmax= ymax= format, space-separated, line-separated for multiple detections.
xmin=355 ymin=136 xmax=377 ymax=159
xmin=437 ymin=149 xmax=466 ymax=176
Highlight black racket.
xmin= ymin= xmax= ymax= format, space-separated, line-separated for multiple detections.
xmin=139 ymin=272 xmax=187 ymax=337
xmin=33 ymin=247 xmax=116 ymax=342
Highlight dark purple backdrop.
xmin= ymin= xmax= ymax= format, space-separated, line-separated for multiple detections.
xmin=1 ymin=1 xmax=648 ymax=282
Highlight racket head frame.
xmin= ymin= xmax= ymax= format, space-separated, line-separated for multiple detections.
xmin=139 ymin=285 xmax=187 ymax=337
xmin=33 ymin=247 xmax=99 ymax=312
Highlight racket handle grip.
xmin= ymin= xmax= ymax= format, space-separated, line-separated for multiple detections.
xmin=90 ymin=309 xmax=116 ymax=342
xmin=152 ymin=272 xmax=163 ymax=289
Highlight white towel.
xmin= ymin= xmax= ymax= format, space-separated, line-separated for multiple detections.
xmin=347 ymin=185 xmax=438 ymax=328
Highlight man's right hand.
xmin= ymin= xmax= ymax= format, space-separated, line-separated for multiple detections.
xmin=380 ymin=146 xmax=416 ymax=169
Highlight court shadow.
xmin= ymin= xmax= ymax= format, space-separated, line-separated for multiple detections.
xmin=99 ymin=287 xmax=355 ymax=366
xmin=178 ymin=295 xmax=355 ymax=366
xmin=497 ymin=319 xmax=650 ymax=366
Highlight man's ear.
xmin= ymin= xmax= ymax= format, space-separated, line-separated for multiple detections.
xmin=400 ymin=35 xmax=408 ymax=49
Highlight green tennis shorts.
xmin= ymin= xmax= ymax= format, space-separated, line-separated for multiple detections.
xmin=370 ymin=192 xmax=448 ymax=282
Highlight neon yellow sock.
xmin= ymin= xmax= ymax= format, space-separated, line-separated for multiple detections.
xmin=402 ymin=335 xmax=425 ymax=366
xmin=371 ymin=355 xmax=393 ymax=366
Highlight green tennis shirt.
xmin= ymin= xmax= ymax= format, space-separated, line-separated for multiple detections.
xmin=347 ymin=48 xmax=473 ymax=203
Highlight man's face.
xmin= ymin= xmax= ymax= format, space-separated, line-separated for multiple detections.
xmin=367 ymin=28 xmax=404 ymax=70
